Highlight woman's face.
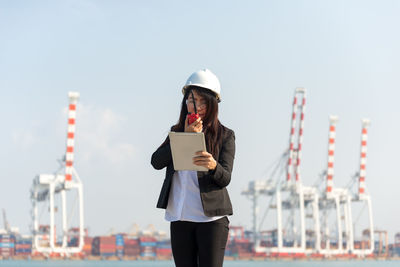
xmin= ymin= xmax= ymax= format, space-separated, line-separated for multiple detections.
xmin=186 ymin=90 xmax=207 ymax=120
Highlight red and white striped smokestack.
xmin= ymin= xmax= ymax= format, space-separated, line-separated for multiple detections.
xmin=358 ymin=118 xmax=370 ymax=198
xmin=65 ymin=92 xmax=80 ymax=184
xmin=286 ymin=87 xmax=306 ymax=184
xmin=326 ymin=115 xmax=338 ymax=197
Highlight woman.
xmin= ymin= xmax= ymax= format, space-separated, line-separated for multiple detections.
xmin=151 ymin=69 xmax=235 ymax=267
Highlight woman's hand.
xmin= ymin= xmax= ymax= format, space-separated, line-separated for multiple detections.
xmin=193 ymin=151 xmax=217 ymax=170
xmin=185 ymin=117 xmax=203 ymax=133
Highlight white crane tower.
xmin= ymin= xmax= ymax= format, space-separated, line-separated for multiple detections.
xmin=318 ymin=117 xmax=374 ymax=257
xmin=243 ymin=88 xmax=312 ymax=255
xmin=275 ymin=87 xmax=308 ymax=254
xmin=318 ymin=115 xmax=354 ymax=256
xmin=350 ymin=119 xmax=374 ymax=256
xmin=30 ymin=92 xmax=84 ymax=255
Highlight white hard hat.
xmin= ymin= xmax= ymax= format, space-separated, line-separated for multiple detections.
xmin=182 ymin=69 xmax=221 ymax=102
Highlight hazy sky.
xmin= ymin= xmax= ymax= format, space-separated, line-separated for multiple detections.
xmin=1 ymin=0 xmax=399 ymax=241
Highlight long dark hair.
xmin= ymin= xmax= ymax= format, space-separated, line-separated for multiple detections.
xmin=163 ymin=86 xmax=224 ymax=159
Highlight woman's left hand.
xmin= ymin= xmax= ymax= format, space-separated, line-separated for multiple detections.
xmin=193 ymin=151 xmax=217 ymax=170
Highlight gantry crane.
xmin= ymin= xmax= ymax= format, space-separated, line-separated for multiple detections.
xmin=31 ymin=92 xmax=84 ymax=255
xmin=317 ymin=116 xmax=353 ymax=256
xmin=243 ymin=89 xmax=375 ymax=258
xmin=349 ymin=119 xmax=374 ymax=256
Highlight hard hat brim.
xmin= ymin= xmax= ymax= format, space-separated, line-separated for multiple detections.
xmin=182 ymin=85 xmax=221 ymax=102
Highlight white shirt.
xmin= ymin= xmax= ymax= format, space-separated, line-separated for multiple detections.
xmin=165 ymin=170 xmax=224 ymax=222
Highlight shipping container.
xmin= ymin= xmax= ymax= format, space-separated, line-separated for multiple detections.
xmin=156 ymin=247 xmax=172 ymax=256
xmin=15 ymin=244 xmax=31 ymax=250
xmin=115 ymin=234 xmax=124 ymax=244
xmin=140 ymin=252 xmax=156 ymax=258
xmin=0 ymin=243 xmax=15 ymax=248
xmin=0 ymin=247 xmax=15 ymax=257
xmin=100 ymin=252 xmax=115 ymax=258
xmin=124 ymin=238 xmax=139 ymax=246
xmin=124 ymin=248 xmax=140 ymax=256
xmin=92 ymin=236 xmax=116 ymax=256
xmin=115 ymin=234 xmax=124 ymax=256
xmin=0 ymin=237 xmax=15 ymax=240
xmin=81 ymin=237 xmax=93 ymax=255
xmin=124 ymin=238 xmax=140 ymax=255
xmin=139 ymin=236 xmax=157 ymax=243
xmin=15 ymin=239 xmax=32 ymax=245
xmin=156 ymin=240 xmax=171 ymax=249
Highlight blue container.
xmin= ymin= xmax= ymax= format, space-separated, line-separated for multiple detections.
xmin=140 ymin=242 xmax=156 ymax=247
xmin=156 ymin=244 xmax=171 ymax=249
xmin=115 ymin=235 xmax=124 ymax=246
xmin=224 ymin=250 xmax=233 ymax=256
xmin=16 ymin=240 xmax=32 ymax=245
xmin=140 ymin=252 xmax=156 ymax=257
xmin=0 ymin=243 xmax=15 ymax=248
xmin=16 ymin=249 xmax=32 ymax=253
xmin=157 ymin=241 xmax=171 ymax=245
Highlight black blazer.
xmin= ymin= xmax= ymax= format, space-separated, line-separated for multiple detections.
xmin=151 ymin=126 xmax=235 ymax=217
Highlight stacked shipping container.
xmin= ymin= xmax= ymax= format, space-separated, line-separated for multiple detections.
xmin=82 ymin=237 xmax=93 ymax=256
xmin=14 ymin=236 xmax=32 ymax=256
xmin=0 ymin=234 xmax=15 ymax=258
xmin=156 ymin=240 xmax=172 ymax=259
xmin=139 ymin=236 xmax=157 ymax=258
xmin=92 ymin=236 xmax=116 ymax=258
xmin=115 ymin=234 xmax=124 ymax=257
xmin=124 ymin=237 xmax=140 ymax=257
xmin=226 ymin=240 xmax=253 ymax=258
xmin=394 ymin=233 xmax=400 ymax=256
xmin=225 ymin=226 xmax=253 ymax=258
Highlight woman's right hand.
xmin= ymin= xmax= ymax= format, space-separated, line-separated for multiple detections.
xmin=185 ymin=117 xmax=203 ymax=133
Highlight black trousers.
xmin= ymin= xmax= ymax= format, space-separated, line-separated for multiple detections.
xmin=170 ymin=217 xmax=229 ymax=267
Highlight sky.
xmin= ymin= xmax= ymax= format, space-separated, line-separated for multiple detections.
xmin=1 ymin=0 xmax=399 ymax=241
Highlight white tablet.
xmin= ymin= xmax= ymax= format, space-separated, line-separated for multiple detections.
xmin=168 ymin=132 xmax=208 ymax=171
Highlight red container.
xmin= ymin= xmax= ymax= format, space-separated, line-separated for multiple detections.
xmin=156 ymin=248 xmax=172 ymax=256
xmin=92 ymin=236 xmax=117 ymax=256
xmin=124 ymin=249 xmax=140 ymax=256
xmin=77 ymin=236 xmax=93 ymax=246
xmin=139 ymin=236 xmax=157 ymax=243
xmin=124 ymin=238 xmax=139 ymax=246
xmin=0 ymin=248 xmax=15 ymax=256
xmin=140 ymin=246 xmax=156 ymax=254
xmin=82 ymin=237 xmax=92 ymax=255
xmin=15 ymin=244 xmax=31 ymax=250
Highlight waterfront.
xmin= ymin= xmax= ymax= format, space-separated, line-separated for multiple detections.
xmin=1 ymin=260 xmax=400 ymax=267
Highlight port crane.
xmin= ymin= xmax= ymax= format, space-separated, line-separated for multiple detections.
xmin=243 ymin=88 xmax=375 ymax=258
xmin=30 ymin=92 xmax=84 ymax=255
xmin=243 ymin=88 xmax=315 ymax=255
xmin=348 ymin=119 xmax=374 ymax=256
xmin=316 ymin=115 xmax=354 ymax=256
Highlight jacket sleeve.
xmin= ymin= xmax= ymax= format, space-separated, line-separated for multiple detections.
xmin=151 ymin=137 xmax=172 ymax=170
xmin=208 ymin=129 xmax=235 ymax=187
